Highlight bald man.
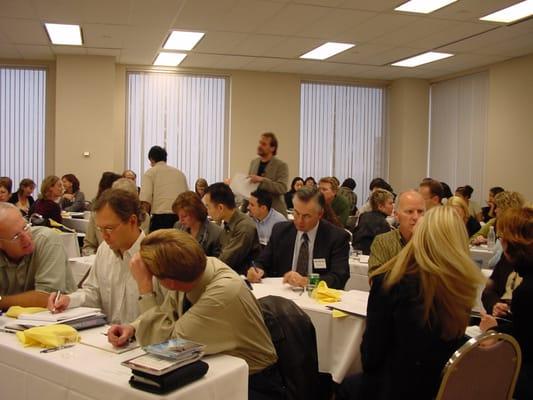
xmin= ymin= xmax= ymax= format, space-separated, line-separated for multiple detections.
xmin=368 ymin=191 xmax=426 ymax=274
xmin=0 ymin=203 xmax=75 ymax=310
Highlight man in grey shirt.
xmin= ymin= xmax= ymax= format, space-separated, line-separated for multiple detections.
xmin=0 ymin=203 xmax=76 ymax=310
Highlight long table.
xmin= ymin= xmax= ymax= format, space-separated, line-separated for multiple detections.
xmin=0 ymin=324 xmax=248 ymax=400
xmin=252 ymin=278 xmax=368 ymax=383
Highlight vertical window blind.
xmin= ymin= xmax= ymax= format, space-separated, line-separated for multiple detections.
xmin=126 ymin=72 xmax=227 ymax=186
xmin=429 ymin=71 xmax=488 ymax=203
xmin=300 ymin=82 xmax=388 ymax=203
xmin=0 ymin=67 xmax=46 ymax=192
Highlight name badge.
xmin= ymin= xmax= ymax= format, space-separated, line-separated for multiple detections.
xmin=313 ymin=258 xmax=327 ymax=270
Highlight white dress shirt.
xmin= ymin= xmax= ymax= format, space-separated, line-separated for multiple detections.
xmin=291 ymin=222 xmax=319 ymax=275
xmin=69 ymin=230 xmax=151 ymax=324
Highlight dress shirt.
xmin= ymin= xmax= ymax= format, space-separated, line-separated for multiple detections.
xmin=139 ymin=161 xmax=189 ymax=214
xmin=131 ymin=257 xmax=278 ymax=374
xmin=253 ymin=208 xmax=286 ymax=245
xmin=0 ymin=227 xmax=76 ymax=295
xmin=69 ymin=231 xmax=156 ymax=324
xmin=290 ymin=222 xmax=319 ymax=275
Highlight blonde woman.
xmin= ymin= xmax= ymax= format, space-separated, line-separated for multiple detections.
xmin=471 ymin=191 xmax=525 ymax=245
xmin=446 ymin=195 xmax=481 ymax=237
xmin=338 ymin=206 xmax=484 ymax=400
xmin=29 ymin=175 xmax=63 ymax=223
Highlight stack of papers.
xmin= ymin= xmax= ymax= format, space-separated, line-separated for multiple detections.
xmin=5 ymin=307 xmax=106 ymax=331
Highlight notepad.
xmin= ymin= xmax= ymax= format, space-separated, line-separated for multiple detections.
xmin=80 ymin=328 xmax=139 ymax=354
xmin=18 ymin=307 xmax=101 ymax=322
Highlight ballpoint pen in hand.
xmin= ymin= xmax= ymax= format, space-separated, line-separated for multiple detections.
xmin=53 ymin=290 xmax=61 ymax=312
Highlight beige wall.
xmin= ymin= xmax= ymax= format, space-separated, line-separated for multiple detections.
xmin=55 ymin=55 xmax=117 ymax=199
xmin=486 ymin=54 xmax=533 ymax=201
xmin=388 ymin=78 xmax=430 ymax=192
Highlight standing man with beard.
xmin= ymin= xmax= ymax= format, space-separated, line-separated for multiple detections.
xmin=248 ymin=132 xmax=289 ymax=217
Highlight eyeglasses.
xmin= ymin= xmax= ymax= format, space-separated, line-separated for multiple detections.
xmin=0 ymin=223 xmax=32 ymax=242
xmin=95 ymin=223 xmax=121 ymax=235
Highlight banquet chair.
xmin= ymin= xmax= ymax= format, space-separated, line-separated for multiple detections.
xmin=259 ymin=295 xmax=320 ymax=400
xmin=436 ymin=332 xmax=521 ymax=400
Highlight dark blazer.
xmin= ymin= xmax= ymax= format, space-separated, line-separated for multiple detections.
xmin=248 ymin=156 xmax=289 ymax=216
xmin=29 ymin=199 xmax=62 ymax=224
xmin=359 ymin=273 xmax=467 ymax=400
xmin=254 ymin=219 xmax=350 ymax=289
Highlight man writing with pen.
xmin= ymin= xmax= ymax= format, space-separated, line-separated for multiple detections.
xmin=246 ymin=187 xmax=350 ymax=290
xmin=48 ymin=188 xmax=161 ymax=324
xmin=0 ymin=203 xmax=76 ymax=310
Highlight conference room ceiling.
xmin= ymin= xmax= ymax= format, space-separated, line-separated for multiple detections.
xmin=1 ymin=0 xmax=533 ymax=80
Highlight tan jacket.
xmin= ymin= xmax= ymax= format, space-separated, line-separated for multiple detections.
xmin=248 ymin=156 xmax=288 ymax=216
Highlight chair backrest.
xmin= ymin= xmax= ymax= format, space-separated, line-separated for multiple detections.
xmin=259 ymin=295 xmax=320 ymax=400
xmin=436 ymin=332 xmax=522 ymax=400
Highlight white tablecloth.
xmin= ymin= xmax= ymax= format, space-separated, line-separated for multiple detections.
xmin=60 ymin=232 xmax=81 ymax=258
xmin=252 ymin=278 xmax=368 ymax=383
xmin=469 ymin=245 xmax=496 ymax=268
xmin=63 ymin=218 xmax=90 ymax=234
xmin=0 ymin=325 xmax=248 ymax=400
xmin=69 ymin=255 xmax=96 ymax=285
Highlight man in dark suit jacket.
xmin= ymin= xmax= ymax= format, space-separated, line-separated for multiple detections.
xmin=248 ymin=132 xmax=289 ymax=216
xmin=247 ymin=187 xmax=350 ymax=289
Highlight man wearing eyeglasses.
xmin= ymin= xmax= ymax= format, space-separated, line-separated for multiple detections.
xmin=0 ymin=203 xmax=76 ymax=310
xmin=48 ymin=189 xmax=160 ymax=324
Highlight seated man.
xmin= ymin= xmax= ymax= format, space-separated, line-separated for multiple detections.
xmin=247 ymin=187 xmax=350 ymax=289
xmin=352 ymin=189 xmax=394 ymax=255
xmin=247 ymin=189 xmax=286 ymax=246
xmin=107 ymin=230 xmax=282 ymax=399
xmin=203 ymin=183 xmax=260 ymax=274
xmin=0 ymin=203 xmax=76 ymax=310
xmin=318 ymin=177 xmax=350 ymax=226
xmin=368 ymin=190 xmax=425 ymax=274
xmin=418 ymin=178 xmax=443 ymax=210
xmin=49 ymin=189 xmax=158 ymax=324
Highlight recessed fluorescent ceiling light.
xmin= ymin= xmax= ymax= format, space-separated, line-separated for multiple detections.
xmin=480 ymin=0 xmax=533 ymax=23
xmin=392 ymin=51 xmax=453 ymax=67
xmin=44 ymin=23 xmax=82 ymax=45
xmin=395 ymin=0 xmax=457 ymax=13
xmin=153 ymin=52 xmax=187 ymax=66
xmin=163 ymin=31 xmax=205 ymax=51
xmin=300 ymin=42 xmax=355 ymax=60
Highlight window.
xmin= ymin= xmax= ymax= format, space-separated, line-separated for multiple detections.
xmin=0 ymin=67 xmax=46 ymax=192
xmin=126 ymin=72 xmax=228 ymax=186
xmin=300 ymin=82 xmax=388 ymax=203
xmin=429 ymin=71 xmax=488 ymax=203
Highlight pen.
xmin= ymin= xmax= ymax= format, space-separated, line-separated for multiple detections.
xmin=41 ymin=344 xmax=75 ymax=353
xmin=53 ymin=290 xmax=61 ymax=311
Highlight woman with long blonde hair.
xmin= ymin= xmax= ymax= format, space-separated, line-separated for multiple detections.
xmin=338 ymin=206 xmax=485 ymax=400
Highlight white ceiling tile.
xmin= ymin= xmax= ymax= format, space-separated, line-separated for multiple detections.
xmin=180 ymin=53 xmax=223 ymax=68
xmin=16 ymin=44 xmax=54 ymax=60
xmin=338 ymin=0 xmax=400 ymax=12
xmin=296 ymin=8 xmax=377 ymax=39
xmin=230 ymin=34 xmax=286 ymax=56
xmin=332 ymin=43 xmax=393 ymax=63
xmin=255 ymin=4 xmax=328 ymax=36
xmin=292 ymin=0 xmax=345 ymax=6
xmin=337 ymin=12 xmax=419 ymax=43
xmin=0 ymin=0 xmax=37 ymax=18
xmin=439 ymin=25 xmax=525 ymax=53
xmin=267 ymin=37 xmax=323 ymax=58
xmin=408 ymin=21 xmax=492 ymax=50
xmin=86 ymin=47 xmax=121 ymax=57
xmin=370 ymin=17 xmax=459 ymax=47
xmin=364 ymin=47 xmax=426 ymax=66
xmin=83 ymin=24 xmax=127 ymax=49
xmin=0 ymin=18 xmax=48 ymax=45
xmin=128 ymin=0 xmax=184 ymax=27
xmin=469 ymin=33 xmax=533 ymax=57
xmin=33 ymin=0 xmax=85 ymax=23
xmin=123 ymin=26 xmax=168 ymax=49
xmin=432 ymin=0 xmax=521 ymax=22
xmin=51 ymin=45 xmax=88 ymax=55
xmin=194 ymin=31 xmax=248 ymax=53
xmin=81 ymin=0 xmax=131 ymax=25
xmin=119 ymin=48 xmax=156 ymax=64
xmin=241 ymin=56 xmax=286 ymax=71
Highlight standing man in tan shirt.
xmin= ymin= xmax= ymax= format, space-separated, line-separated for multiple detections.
xmin=248 ymin=132 xmax=289 ymax=216
xmin=139 ymin=146 xmax=188 ymax=232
